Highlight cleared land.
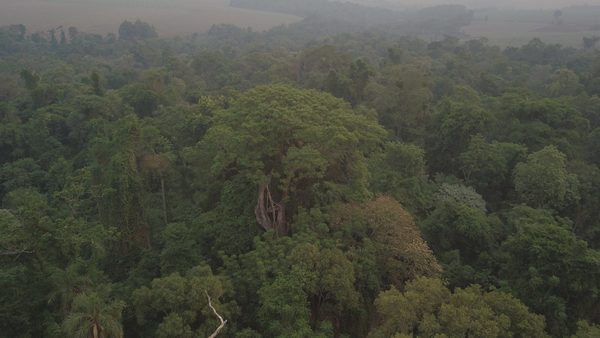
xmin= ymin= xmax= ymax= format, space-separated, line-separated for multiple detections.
xmin=0 ymin=0 xmax=301 ymax=36
xmin=464 ymin=7 xmax=600 ymax=48
xmin=464 ymin=20 xmax=597 ymax=48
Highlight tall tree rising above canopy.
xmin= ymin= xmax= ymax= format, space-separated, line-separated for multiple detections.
xmin=200 ymin=85 xmax=386 ymax=236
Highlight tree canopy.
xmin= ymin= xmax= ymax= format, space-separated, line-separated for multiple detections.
xmin=1 ymin=9 xmax=600 ymax=337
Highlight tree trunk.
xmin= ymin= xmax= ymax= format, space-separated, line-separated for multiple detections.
xmin=255 ymin=183 xmax=272 ymax=231
xmin=254 ymin=182 xmax=288 ymax=237
xmin=160 ymin=173 xmax=168 ymax=225
xmin=92 ymin=323 xmax=99 ymax=338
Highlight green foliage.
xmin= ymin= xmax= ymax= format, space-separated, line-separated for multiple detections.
xmin=330 ymin=197 xmax=442 ymax=289
xmin=588 ymin=127 xmax=600 ymax=166
xmin=572 ymin=321 xmax=600 ymax=338
xmin=369 ymin=277 xmax=547 ymax=338
xmin=566 ymin=161 xmax=600 ymax=246
xmin=158 ymin=223 xmax=203 ymax=274
xmin=132 ymin=264 xmax=234 ymax=338
xmin=118 ymin=20 xmax=158 ymax=41
xmin=62 ymin=291 xmax=125 ymax=338
xmin=120 ymin=85 xmax=159 ymax=117
xmin=459 ymin=135 xmax=527 ymax=203
xmin=0 ymin=158 xmax=48 ymax=197
xmin=290 ymin=244 xmax=359 ymax=320
xmin=368 ymin=63 xmax=433 ymax=142
xmin=498 ymin=96 xmax=590 ymax=157
xmin=421 ymin=196 xmax=500 ymax=287
xmin=258 ymin=273 xmax=314 ymax=337
xmin=369 ymin=142 xmax=434 ymax=213
xmin=547 ymin=69 xmax=582 ymax=97
xmin=2 ymin=188 xmax=51 ymax=255
xmin=0 ymin=209 xmax=49 ymax=337
xmin=514 ymin=146 xmax=579 ymax=210
xmin=498 ymin=212 xmax=600 ymax=335
xmin=427 ymin=86 xmax=492 ymax=173
xmin=435 ymin=182 xmax=487 ymax=212
xmin=201 ymin=84 xmax=385 ymax=235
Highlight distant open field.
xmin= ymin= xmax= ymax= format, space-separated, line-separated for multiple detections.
xmin=0 ymin=0 xmax=301 ymax=36
xmin=464 ymin=21 xmax=597 ymax=48
xmin=351 ymin=0 xmax=594 ymax=10
xmin=464 ymin=7 xmax=600 ymax=48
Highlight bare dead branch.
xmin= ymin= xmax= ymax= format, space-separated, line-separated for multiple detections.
xmin=205 ymin=290 xmax=227 ymax=338
xmin=0 ymin=250 xmax=33 ymax=256
xmin=0 ymin=249 xmax=34 ymax=261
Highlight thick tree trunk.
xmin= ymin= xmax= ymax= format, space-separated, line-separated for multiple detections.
xmin=92 ymin=323 xmax=99 ymax=338
xmin=254 ymin=183 xmax=288 ymax=237
xmin=160 ymin=173 xmax=168 ymax=225
xmin=255 ymin=184 xmax=272 ymax=231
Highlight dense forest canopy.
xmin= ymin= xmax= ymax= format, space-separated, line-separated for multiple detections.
xmin=1 ymin=0 xmax=600 ymax=337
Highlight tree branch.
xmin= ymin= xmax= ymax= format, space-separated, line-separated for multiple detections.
xmin=205 ymin=290 xmax=227 ymax=338
xmin=0 ymin=249 xmax=34 ymax=261
xmin=0 ymin=249 xmax=33 ymax=256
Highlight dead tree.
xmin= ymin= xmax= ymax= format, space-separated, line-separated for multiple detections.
xmin=205 ymin=290 xmax=227 ymax=338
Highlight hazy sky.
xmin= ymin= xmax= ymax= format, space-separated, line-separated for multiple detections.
xmin=0 ymin=0 xmax=300 ymax=35
xmin=2 ymin=0 xmax=599 ymax=36
xmin=356 ymin=0 xmax=600 ymax=9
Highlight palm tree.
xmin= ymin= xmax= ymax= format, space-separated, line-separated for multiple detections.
xmin=47 ymin=265 xmax=93 ymax=316
xmin=62 ymin=292 xmax=125 ymax=338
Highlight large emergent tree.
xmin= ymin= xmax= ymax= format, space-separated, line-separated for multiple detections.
xmin=201 ymin=85 xmax=385 ymax=236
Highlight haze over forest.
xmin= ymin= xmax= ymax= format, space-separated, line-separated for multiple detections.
xmin=1 ymin=0 xmax=599 ymax=37
xmin=2 ymin=0 xmax=600 ymax=337
xmin=0 ymin=0 xmax=299 ymax=36
xmin=356 ymin=0 xmax=598 ymax=9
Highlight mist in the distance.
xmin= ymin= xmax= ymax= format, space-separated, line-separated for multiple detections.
xmin=354 ymin=0 xmax=598 ymax=9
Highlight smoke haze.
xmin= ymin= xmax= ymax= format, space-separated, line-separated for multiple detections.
xmin=356 ymin=0 xmax=599 ymax=9
xmin=1 ymin=0 xmax=599 ymax=47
